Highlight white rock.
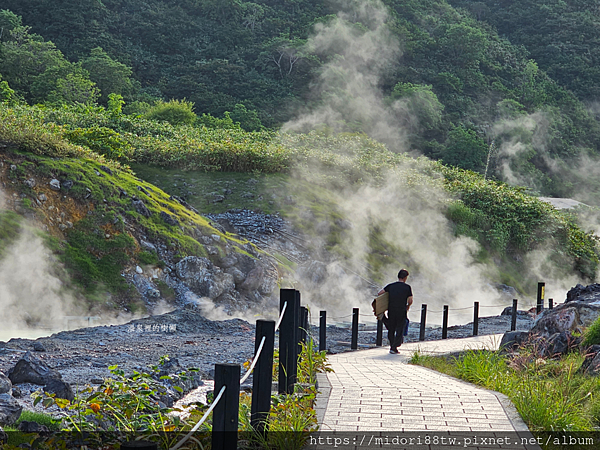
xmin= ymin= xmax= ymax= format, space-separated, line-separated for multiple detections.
xmin=136 ymin=266 xmax=143 ymax=274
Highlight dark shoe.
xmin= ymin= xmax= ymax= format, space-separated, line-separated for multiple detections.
xmin=389 ymin=348 xmax=398 ymax=354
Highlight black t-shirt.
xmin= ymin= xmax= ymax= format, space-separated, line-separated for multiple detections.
xmin=384 ymin=281 xmax=412 ymax=316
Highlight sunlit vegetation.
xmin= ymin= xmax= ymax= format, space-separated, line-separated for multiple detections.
xmin=411 ymin=347 xmax=600 ymax=432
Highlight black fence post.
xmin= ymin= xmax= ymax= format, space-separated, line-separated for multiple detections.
xmin=442 ymin=305 xmax=449 ymax=339
xmin=473 ymin=301 xmax=479 ymax=336
xmin=251 ymin=320 xmax=275 ymax=436
xmin=351 ymin=308 xmax=359 ymax=350
xmin=537 ymin=282 xmax=545 ymax=314
xmin=419 ymin=304 xmax=427 ymax=341
xmin=549 ymin=298 xmax=554 ymax=310
xmin=279 ymin=289 xmax=299 ymax=394
xmin=319 ymin=310 xmax=327 ymax=352
xmin=376 ymin=320 xmax=383 ymax=346
xmin=212 ymin=363 xmax=240 ymax=450
xmin=511 ymin=299 xmax=518 ymax=331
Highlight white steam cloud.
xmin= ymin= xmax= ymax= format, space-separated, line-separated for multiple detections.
xmin=292 ymin=167 xmax=509 ymax=326
xmin=280 ymin=0 xmax=589 ymax=325
xmin=283 ymin=0 xmax=410 ymax=152
xmin=280 ymin=0 xmax=508 ymax=324
xmin=0 ymin=225 xmax=76 ymax=337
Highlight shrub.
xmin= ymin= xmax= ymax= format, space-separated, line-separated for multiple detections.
xmin=63 ymin=126 xmax=133 ymax=160
xmin=143 ymin=99 xmax=196 ymax=126
xmin=583 ymin=316 xmax=600 ymax=346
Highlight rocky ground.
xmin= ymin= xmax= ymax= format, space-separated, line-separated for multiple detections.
xmin=0 ymin=306 xmax=536 ymax=417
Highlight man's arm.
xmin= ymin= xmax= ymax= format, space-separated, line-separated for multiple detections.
xmin=406 ymin=296 xmax=413 ymax=311
xmin=377 ymin=288 xmax=385 ymax=296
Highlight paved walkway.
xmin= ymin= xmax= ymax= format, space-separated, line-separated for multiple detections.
xmin=313 ymin=335 xmax=539 ymax=448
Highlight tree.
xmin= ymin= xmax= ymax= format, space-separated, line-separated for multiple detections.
xmin=391 ymin=82 xmax=444 ymax=133
xmin=0 ymin=9 xmax=21 ymax=42
xmin=262 ymin=37 xmax=307 ymax=79
xmin=0 ymin=25 xmax=69 ymax=101
xmin=0 ymin=76 xmax=17 ymax=104
xmin=46 ymin=72 xmax=100 ymax=106
xmin=229 ymin=103 xmax=263 ymax=131
xmin=80 ymin=47 xmax=136 ymax=104
xmin=443 ymin=125 xmax=488 ymax=172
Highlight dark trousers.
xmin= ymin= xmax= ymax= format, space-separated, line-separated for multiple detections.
xmin=387 ymin=314 xmax=406 ymax=350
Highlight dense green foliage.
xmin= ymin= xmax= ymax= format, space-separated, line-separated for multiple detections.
xmin=450 ymin=0 xmax=600 ymax=102
xmin=6 ymin=347 xmax=326 ymax=450
xmin=1 ymin=100 xmax=598 ymax=282
xmin=2 ymin=1 xmax=600 ymax=202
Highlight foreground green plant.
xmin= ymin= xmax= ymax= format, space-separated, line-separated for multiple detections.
xmin=29 ymin=357 xmax=201 ymax=449
xmin=411 ymin=348 xmax=596 ymax=431
xmin=17 ymin=343 xmax=331 ymax=450
xmin=582 ymin=316 xmax=600 ymax=347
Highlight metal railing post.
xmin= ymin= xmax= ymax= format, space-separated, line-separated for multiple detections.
xmin=537 ymin=282 xmax=545 ymax=314
xmin=473 ymin=302 xmax=479 ymax=336
xmin=511 ymin=299 xmax=518 ymax=331
xmin=442 ymin=305 xmax=449 ymax=339
xmin=279 ymin=289 xmax=299 ymax=394
xmin=319 ymin=310 xmax=327 ymax=352
xmin=419 ymin=304 xmax=427 ymax=341
xmin=351 ymin=308 xmax=359 ymax=350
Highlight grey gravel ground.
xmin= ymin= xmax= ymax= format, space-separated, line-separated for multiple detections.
xmin=0 ymin=308 xmax=535 ymax=415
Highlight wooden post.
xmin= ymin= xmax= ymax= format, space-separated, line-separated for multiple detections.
xmin=549 ymin=298 xmax=554 ymax=310
xmin=212 ymin=363 xmax=240 ymax=450
xmin=511 ymin=299 xmax=518 ymax=331
xmin=537 ymin=282 xmax=545 ymax=314
xmin=279 ymin=289 xmax=299 ymax=394
xmin=319 ymin=311 xmax=327 ymax=352
xmin=419 ymin=304 xmax=427 ymax=341
xmin=251 ymin=320 xmax=275 ymax=436
xmin=351 ymin=308 xmax=359 ymax=350
xmin=473 ymin=302 xmax=479 ymax=336
xmin=442 ymin=305 xmax=449 ymax=339
xmin=376 ymin=319 xmax=383 ymax=346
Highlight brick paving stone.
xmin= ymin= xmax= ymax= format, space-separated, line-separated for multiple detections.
xmin=317 ymin=334 xmax=532 ymax=435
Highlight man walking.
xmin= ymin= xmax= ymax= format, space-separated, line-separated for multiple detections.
xmin=377 ymin=269 xmax=413 ymax=354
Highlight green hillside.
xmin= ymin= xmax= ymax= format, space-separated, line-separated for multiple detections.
xmin=449 ymin=0 xmax=600 ymax=102
xmin=1 ymin=101 xmax=597 ymax=293
xmin=2 ymin=1 xmax=600 ymax=203
xmin=1 ymin=0 xmax=600 ymax=309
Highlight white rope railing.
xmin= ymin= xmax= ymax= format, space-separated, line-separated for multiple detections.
xmin=275 ymin=301 xmax=287 ymax=331
xmin=169 ymin=385 xmax=226 ymax=450
xmin=170 ymin=300 xmax=289 ymax=449
xmin=240 ymin=336 xmax=266 ymax=385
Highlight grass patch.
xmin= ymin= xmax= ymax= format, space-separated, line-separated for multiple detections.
xmin=0 ymin=210 xmax=22 ymax=259
xmin=582 ymin=316 xmax=600 ymax=346
xmin=410 ymin=348 xmax=597 ymax=431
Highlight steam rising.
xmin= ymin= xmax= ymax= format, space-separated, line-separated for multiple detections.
xmin=0 ymin=225 xmax=75 ymax=335
xmin=281 ymin=0 xmax=521 ymax=325
xmin=280 ymin=0 xmax=595 ymax=324
xmin=283 ymin=0 xmax=409 ymax=152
